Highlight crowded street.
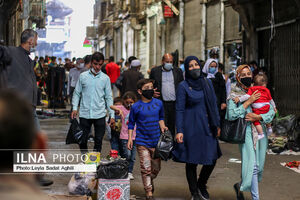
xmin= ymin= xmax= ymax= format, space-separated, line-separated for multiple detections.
xmin=0 ymin=0 xmax=300 ymax=200
xmin=39 ymin=114 xmax=300 ymax=200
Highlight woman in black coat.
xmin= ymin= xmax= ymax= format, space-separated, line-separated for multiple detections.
xmin=202 ymin=59 xmax=227 ymax=121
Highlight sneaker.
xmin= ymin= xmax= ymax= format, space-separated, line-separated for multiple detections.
xmin=128 ymin=173 xmax=134 ymax=180
xmin=198 ymin=186 xmax=210 ymax=200
xmin=258 ymin=134 xmax=265 ymax=140
xmin=233 ymin=183 xmax=245 ymax=200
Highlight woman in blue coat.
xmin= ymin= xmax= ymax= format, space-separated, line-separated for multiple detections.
xmin=172 ymin=56 xmax=222 ymax=200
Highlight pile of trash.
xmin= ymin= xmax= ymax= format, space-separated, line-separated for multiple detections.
xmin=67 ymin=151 xmax=130 ymax=200
xmin=268 ymin=115 xmax=300 ymax=154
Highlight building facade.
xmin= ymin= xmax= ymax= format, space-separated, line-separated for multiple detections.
xmin=0 ymin=0 xmax=46 ymax=46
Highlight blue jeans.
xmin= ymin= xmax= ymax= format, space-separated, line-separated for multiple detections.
xmin=110 ymin=130 xmax=122 ymax=153
xmin=251 ymin=161 xmax=259 ymax=200
xmin=120 ymin=139 xmax=136 ymax=173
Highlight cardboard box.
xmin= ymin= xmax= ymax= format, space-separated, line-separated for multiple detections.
xmin=97 ymin=179 xmax=130 ymax=200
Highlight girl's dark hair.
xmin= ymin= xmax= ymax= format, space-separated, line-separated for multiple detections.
xmin=122 ymin=91 xmax=137 ymax=102
xmin=113 ymin=97 xmax=122 ymax=104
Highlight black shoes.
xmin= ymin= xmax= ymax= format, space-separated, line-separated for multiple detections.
xmin=37 ymin=177 xmax=53 ymax=187
xmin=198 ymin=186 xmax=210 ymax=200
xmin=192 ymin=193 xmax=201 ymax=200
xmin=234 ymin=183 xmax=245 ymax=200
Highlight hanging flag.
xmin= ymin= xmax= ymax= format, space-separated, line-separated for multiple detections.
xmin=83 ymin=39 xmax=92 ymax=47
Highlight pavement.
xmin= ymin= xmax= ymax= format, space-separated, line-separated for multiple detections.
xmin=39 ymin=116 xmax=300 ymax=200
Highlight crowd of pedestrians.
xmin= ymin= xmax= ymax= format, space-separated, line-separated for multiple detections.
xmin=0 ymin=28 xmax=276 ymax=200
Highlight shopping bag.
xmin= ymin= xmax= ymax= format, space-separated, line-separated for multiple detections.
xmin=66 ymin=119 xmax=85 ymax=145
xmin=154 ymin=130 xmax=174 ymax=161
xmin=97 ymin=159 xmax=129 ymax=179
xmin=68 ymin=172 xmax=97 ymax=196
xmin=219 ymin=118 xmax=247 ymax=144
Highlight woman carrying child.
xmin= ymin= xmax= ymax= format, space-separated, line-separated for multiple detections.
xmin=226 ymin=65 xmax=275 ymax=200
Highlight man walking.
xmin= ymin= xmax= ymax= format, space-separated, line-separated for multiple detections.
xmin=150 ymin=53 xmax=184 ymax=137
xmin=71 ymin=52 xmax=115 ymax=153
xmin=68 ymin=58 xmax=84 ymax=106
xmin=0 ymin=29 xmax=53 ymax=186
xmin=119 ymin=59 xmax=144 ymax=96
xmin=106 ymin=56 xmax=120 ymax=97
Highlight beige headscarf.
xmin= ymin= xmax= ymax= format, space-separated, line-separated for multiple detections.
xmin=227 ymin=64 xmax=252 ymax=100
xmin=228 ymin=65 xmax=259 ymax=149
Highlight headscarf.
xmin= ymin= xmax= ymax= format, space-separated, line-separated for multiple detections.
xmin=202 ymin=58 xmax=218 ymax=78
xmin=184 ymin=56 xmax=220 ymax=135
xmin=227 ymin=64 xmax=252 ymax=100
xmin=228 ymin=64 xmax=259 ymax=148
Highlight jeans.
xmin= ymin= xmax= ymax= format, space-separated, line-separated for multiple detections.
xmin=137 ymin=145 xmax=161 ymax=193
xmin=120 ymin=139 xmax=136 ymax=173
xmin=110 ymin=130 xmax=122 ymax=153
xmin=185 ymin=162 xmax=216 ymax=195
xmin=79 ymin=117 xmax=106 ymax=153
xmin=251 ymin=161 xmax=259 ymax=200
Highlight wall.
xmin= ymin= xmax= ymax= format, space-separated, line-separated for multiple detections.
xmin=184 ymin=0 xmax=203 ymax=58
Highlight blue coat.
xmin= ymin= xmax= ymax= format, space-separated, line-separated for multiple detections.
xmin=172 ymin=81 xmax=222 ymax=165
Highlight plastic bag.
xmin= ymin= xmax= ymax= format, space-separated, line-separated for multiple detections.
xmin=66 ymin=119 xmax=85 ymax=145
xmin=154 ymin=130 xmax=174 ymax=161
xmin=97 ymin=159 xmax=129 ymax=179
xmin=272 ymin=115 xmax=297 ymax=136
xmin=68 ymin=172 xmax=97 ymax=196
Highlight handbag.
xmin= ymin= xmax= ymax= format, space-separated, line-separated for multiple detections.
xmin=153 ymin=130 xmax=174 ymax=161
xmin=219 ymin=117 xmax=247 ymax=144
xmin=66 ymin=119 xmax=85 ymax=145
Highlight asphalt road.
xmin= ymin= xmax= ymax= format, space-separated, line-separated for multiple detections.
xmin=40 ymin=118 xmax=300 ymax=200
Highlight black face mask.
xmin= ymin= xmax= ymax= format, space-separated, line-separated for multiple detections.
xmin=240 ymin=77 xmax=252 ymax=87
xmin=189 ymin=69 xmax=201 ymax=79
xmin=142 ymin=89 xmax=154 ymax=100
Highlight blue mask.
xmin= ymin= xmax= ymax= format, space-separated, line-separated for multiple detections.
xmin=250 ymin=66 xmax=255 ymax=72
xmin=209 ymin=67 xmax=216 ymax=74
xmin=163 ymin=63 xmax=173 ymax=71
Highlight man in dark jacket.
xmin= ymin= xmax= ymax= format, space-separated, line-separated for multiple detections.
xmin=0 ymin=29 xmax=53 ymax=186
xmin=150 ymin=53 xmax=184 ymax=137
xmin=119 ymin=59 xmax=144 ymax=96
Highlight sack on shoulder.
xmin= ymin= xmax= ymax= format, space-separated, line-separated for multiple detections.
xmin=219 ymin=118 xmax=247 ymax=144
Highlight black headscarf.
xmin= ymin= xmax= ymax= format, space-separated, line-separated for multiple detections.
xmin=184 ymin=56 xmax=220 ymax=135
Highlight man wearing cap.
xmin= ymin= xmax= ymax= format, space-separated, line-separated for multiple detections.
xmin=119 ymin=59 xmax=144 ymax=96
xmin=150 ymin=53 xmax=184 ymax=137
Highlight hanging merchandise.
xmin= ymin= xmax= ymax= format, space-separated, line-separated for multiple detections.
xmin=164 ymin=5 xmax=173 ymax=18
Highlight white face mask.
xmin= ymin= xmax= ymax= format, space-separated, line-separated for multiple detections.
xmin=77 ymin=63 xmax=84 ymax=69
xmin=91 ymin=68 xmax=100 ymax=75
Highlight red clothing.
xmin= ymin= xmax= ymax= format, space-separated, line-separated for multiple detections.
xmin=247 ymin=86 xmax=272 ymax=103
xmin=247 ymin=86 xmax=272 ymax=126
xmin=106 ymin=62 xmax=120 ymax=83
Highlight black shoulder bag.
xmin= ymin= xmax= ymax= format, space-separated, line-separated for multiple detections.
xmin=219 ymin=117 xmax=247 ymax=144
